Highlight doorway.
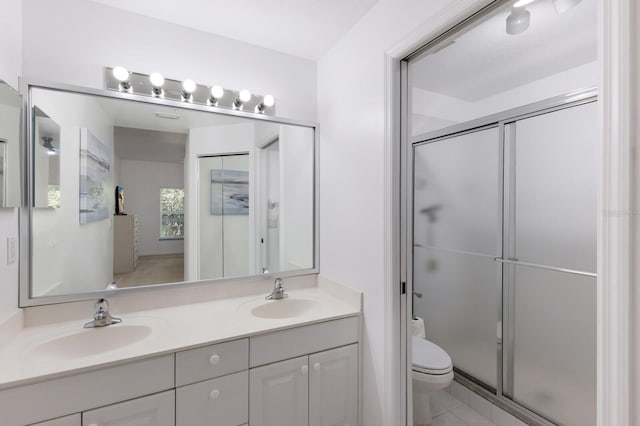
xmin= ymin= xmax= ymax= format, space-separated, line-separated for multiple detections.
xmin=400 ymin=1 xmax=598 ymax=424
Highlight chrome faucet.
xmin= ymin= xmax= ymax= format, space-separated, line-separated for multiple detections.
xmin=84 ymin=298 xmax=122 ymax=328
xmin=265 ymin=278 xmax=287 ymax=300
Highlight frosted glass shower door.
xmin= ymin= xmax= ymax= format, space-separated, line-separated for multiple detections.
xmin=413 ymin=127 xmax=501 ymax=388
xmin=506 ymin=102 xmax=597 ymax=425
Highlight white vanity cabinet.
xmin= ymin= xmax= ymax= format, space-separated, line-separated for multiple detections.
xmin=3 ymin=355 xmax=174 ymax=426
xmin=4 ymin=315 xmax=360 ymax=426
xmin=309 ymin=344 xmax=359 ymax=426
xmin=249 ymin=317 xmax=360 ymax=426
xmin=175 ymin=339 xmax=249 ymax=426
xmin=82 ymin=390 xmax=175 ymax=426
xmin=250 ymin=356 xmax=310 ymax=426
xmin=177 ymin=371 xmax=248 ymax=426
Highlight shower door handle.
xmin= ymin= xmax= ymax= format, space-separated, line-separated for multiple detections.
xmin=493 ymin=257 xmax=596 ymax=277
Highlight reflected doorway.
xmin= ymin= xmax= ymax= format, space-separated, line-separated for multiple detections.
xmin=198 ymin=153 xmax=250 ymax=280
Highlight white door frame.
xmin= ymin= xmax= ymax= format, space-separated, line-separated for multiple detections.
xmin=381 ymin=1 xmax=637 ymax=424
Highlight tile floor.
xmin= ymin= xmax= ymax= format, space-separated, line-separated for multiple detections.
xmin=428 ymin=381 xmax=529 ymax=426
xmin=430 ymin=388 xmax=496 ymax=426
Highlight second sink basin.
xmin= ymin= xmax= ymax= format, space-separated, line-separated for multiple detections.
xmin=35 ymin=324 xmax=153 ymax=359
xmin=250 ymin=298 xmax=320 ymax=319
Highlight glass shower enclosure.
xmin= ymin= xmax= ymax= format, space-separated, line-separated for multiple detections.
xmin=404 ymin=2 xmax=598 ymax=424
xmin=410 ymin=96 xmax=597 ymax=425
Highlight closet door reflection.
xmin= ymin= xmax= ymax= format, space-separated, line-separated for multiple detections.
xmin=198 ymin=154 xmax=250 ymax=280
xmin=413 ymin=127 xmax=500 ymax=388
xmin=505 ymin=102 xmax=597 ymax=425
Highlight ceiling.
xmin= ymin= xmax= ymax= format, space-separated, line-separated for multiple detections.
xmin=91 ymin=94 xmax=260 ymax=163
xmin=114 ymin=127 xmax=187 ymax=163
xmin=410 ymin=0 xmax=597 ymax=101
xmin=86 ymin=0 xmax=379 ymax=60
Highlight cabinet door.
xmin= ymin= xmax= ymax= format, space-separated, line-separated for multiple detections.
xmin=30 ymin=414 xmax=81 ymax=426
xmin=176 ymin=371 xmax=248 ymax=426
xmin=309 ymin=344 xmax=358 ymax=426
xmin=250 ymin=355 xmax=309 ymax=426
xmin=82 ymin=390 xmax=174 ymax=426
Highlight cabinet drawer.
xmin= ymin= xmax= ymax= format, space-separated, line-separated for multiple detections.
xmin=250 ymin=317 xmax=359 ymax=367
xmin=176 ymin=338 xmax=248 ymax=386
xmin=176 ymin=370 xmax=248 ymax=426
xmin=0 ymin=354 xmax=174 ymax=426
xmin=82 ymin=390 xmax=174 ymax=426
xmin=30 ymin=414 xmax=81 ymax=426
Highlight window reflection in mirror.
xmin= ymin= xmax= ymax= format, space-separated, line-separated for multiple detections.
xmin=28 ymin=86 xmax=316 ymax=300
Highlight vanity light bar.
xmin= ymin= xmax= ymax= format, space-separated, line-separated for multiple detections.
xmin=104 ymin=67 xmax=276 ymax=115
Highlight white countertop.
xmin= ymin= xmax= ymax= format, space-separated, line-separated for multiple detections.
xmin=0 ymin=280 xmax=361 ymax=391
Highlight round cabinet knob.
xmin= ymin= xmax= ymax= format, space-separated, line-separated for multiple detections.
xmin=210 ymin=389 xmax=221 ymax=400
xmin=313 ymin=362 xmax=321 ymax=372
xmin=209 ymin=354 xmax=220 ymax=365
xmin=301 ymin=365 xmax=309 ymax=375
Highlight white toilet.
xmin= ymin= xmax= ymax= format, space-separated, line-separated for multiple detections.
xmin=412 ymin=335 xmax=453 ymax=426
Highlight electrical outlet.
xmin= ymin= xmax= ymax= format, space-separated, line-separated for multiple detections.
xmin=6 ymin=237 xmax=16 ymax=265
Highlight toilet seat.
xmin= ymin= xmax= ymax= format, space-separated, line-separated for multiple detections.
xmin=412 ymin=336 xmax=452 ymax=375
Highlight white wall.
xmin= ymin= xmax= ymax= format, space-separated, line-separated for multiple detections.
xmin=317 ymin=1 xmax=476 ymax=424
xmin=21 ymin=0 xmax=317 ymax=123
xmin=30 ymin=89 xmax=114 ymax=296
xmin=185 ymin=123 xmax=255 ymax=281
xmin=117 ymin=159 xmax=184 ymax=256
xmin=0 ymin=0 xmax=21 ymax=89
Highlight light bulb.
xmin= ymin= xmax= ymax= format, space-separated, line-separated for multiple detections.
xmin=182 ymin=79 xmax=197 ymax=94
xmin=149 ymin=73 xmax=165 ymax=88
xmin=256 ymin=94 xmax=276 ymax=113
xmin=263 ymin=95 xmax=275 ymax=108
xmin=112 ymin=66 xmax=130 ymax=82
xmin=210 ymin=85 xmax=224 ymax=99
xmin=239 ymin=90 xmax=251 ymax=103
xmin=513 ymin=0 xmax=535 ymax=7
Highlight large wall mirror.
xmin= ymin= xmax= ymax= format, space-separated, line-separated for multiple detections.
xmin=23 ymin=83 xmax=317 ymax=305
xmin=0 ymin=81 xmax=22 ymax=208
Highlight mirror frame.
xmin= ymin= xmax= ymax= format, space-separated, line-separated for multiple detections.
xmin=19 ymin=79 xmax=320 ymax=307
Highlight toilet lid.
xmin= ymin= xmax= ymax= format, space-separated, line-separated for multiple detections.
xmin=412 ymin=336 xmax=452 ymax=374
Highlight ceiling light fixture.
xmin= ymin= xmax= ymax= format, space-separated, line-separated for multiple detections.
xmin=513 ymin=0 xmax=535 ymax=7
xmin=105 ymin=67 xmax=276 ymax=115
xmin=149 ymin=73 xmax=165 ymax=97
xmin=112 ymin=66 xmax=131 ymax=91
xmin=209 ymin=85 xmax=224 ymax=106
xmin=182 ymin=79 xmax=197 ymax=101
xmin=552 ymin=0 xmax=582 ymax=14
xmin=255 ymin=95 xmax=275 ymax=113
xmin=234 ymin=90 xmax=252 ymax=110
xmin=506 ymin=7 xmax=530 ymax=35
xmin=41 ymin=136 xmax=56 ymax=155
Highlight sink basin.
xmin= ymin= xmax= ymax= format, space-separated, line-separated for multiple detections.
xmin=250 ymin=299 xmax=320 ymax=319
xmin=35 ymin=324 xmax=153 ymax=359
